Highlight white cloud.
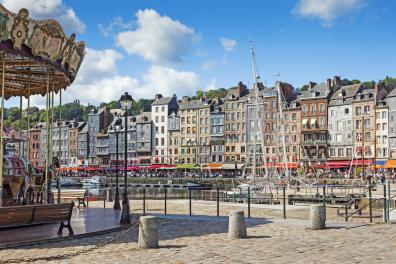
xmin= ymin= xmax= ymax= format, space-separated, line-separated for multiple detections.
xmin=98 ymin=17 xmax=134 ymax=37
xmin=202 ymin=59 xmax=216 ymax=70
xmin=116 ymin=9 xmax=198 ymax=65
xmin=1 ymin=0 xmax=86 ymax=33
xmin=293 ymin=0 xmax=366 ymax=27
xmin=76 ymin=48 xmax=123 ymax=83
xmin=220 ymin=37 xmax=237 ymax=52
xmin=204 ymin=78 xmax=217 ymax=91
xmin=138 ymin=66 xmax=199 ymax=98
xmin=27 ymin=51 xmax=200 ymax=107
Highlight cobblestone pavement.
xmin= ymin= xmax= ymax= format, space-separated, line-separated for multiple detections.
xmin=0 ymin=201 xmax=393 ymax=264
xmin=93 ymin=199 xmax=384 ymax=222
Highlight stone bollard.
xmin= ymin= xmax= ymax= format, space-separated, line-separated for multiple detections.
xmin=138 ymin=216 xmax=159 ymax=249
xmin=228 ymin=211 xmax=247 ymax=239
xmin=310 ymin=204 xmax=326 ymax=230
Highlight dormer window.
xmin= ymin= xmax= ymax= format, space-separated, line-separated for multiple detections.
xmin=337 ymin=98 xmax=343 ymax=105
xmin=310 ymin=91 xmax=316 ymax=98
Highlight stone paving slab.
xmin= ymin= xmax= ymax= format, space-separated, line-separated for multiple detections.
xmin=0 ymin=202 xmax=394 ymax=263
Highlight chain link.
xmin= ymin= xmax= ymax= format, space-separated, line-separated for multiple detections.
xmin=0 ymin=221 xmax=140 ymax=264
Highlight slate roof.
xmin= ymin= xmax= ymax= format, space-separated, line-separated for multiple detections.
xmin=385 ymin=87 xmax=396 ymax=98
xmin=152 ymin=96 xmax=175 ymax=106
xmin=329 ymin=84 xmax=362 ymax=106
xmin=298 ymin=83 xmax=328 ymax=100
xmin=178 ymin=99 xmax=211 ymax=110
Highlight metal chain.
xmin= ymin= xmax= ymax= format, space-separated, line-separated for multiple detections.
xmin=0 ymin=221 xmax=140 ymax=264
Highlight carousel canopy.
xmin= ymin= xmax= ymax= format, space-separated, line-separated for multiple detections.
xmin=0 ymin=4 xmax=85 ymax=99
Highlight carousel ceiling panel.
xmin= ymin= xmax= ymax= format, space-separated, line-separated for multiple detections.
xmin=0 ymin=4 xmax=85 ymax=99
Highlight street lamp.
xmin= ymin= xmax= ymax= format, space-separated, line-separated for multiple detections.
xmin=119 ymin=92 xmax=134 ymax=224
xmin=111 ymin=119 xmax=122 ymax=210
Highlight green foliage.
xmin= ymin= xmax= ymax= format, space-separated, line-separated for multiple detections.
xmin=205 ymin=88 xmax=227 ymax=99
xmin=362 ymin=81 xmax=375 ymax=90
xmin=382 ymin=76 xmax=396 ymax=87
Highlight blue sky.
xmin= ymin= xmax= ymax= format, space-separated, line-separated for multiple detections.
xmin=2 ymin=0 xmax=396 ymax=107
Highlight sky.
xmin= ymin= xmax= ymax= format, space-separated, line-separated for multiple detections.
xmin=1 ymin=0 xmax=396 ymax=108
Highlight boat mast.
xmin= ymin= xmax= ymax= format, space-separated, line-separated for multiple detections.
xmin=249 ymin=42 xmax=268 ymax=178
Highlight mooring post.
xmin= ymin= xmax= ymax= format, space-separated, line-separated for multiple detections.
xmin=216 ymin=187 xmax=219 ymax=217
xmin=138 ymin=216 xmax=159 ymax=249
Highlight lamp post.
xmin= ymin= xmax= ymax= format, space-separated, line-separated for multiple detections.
xmin=119 ymin=92 xmax=134 ymax=224
xmin=111 ymin=119 xmax=122 ymax=210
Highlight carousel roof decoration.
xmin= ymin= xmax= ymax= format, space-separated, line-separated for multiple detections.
xmin=0 ymin=4 xmax=86 ymax=99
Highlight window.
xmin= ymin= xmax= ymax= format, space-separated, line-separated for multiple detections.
xmin=330 ymin=148 xmax=335 ymax=156
xmin=330 ymin=110 xmax=334 ymax=117
xmin=355 ymin=106 xmax=361 ymax=116
xmin=382 ymin=111 xmax=387 ymax=119
xmin=319 ymin=104 xmax=325 ymax=113
xmin=345 ymin=108 xmax=349 ymax=114
xmin=155 ymin=107 xmax=159 ymax=113
xmin=161 ymin=116 xmax=165 ymax=122
xmin=310 ymin=104 xmax=316 ymax=113
xmin=338 ymin=148 xmax=344 ymax=157
xmin=383 ymin=123 xmax=387 ymax=131
xmin=364 ymin=105 xmax=370 ymax=114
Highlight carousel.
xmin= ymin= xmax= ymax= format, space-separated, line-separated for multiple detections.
xmin=0 ymin=4 xmax=85 ymax=206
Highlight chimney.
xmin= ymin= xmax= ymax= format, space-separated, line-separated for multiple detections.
xmin=333 ymin=76 xmax=341 ymax=87
xmin=308 ymin=82 xmax=315 ymax=89
xmin=326 ymin=78 xmax=332 ymax=94
xmin=155 ymin=94 xmax=163 ymax=100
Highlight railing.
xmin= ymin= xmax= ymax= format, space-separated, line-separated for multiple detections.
xmin=337 ymin=182 xmax=396 ymax=223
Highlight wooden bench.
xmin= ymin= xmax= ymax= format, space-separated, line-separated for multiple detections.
xmin=0 ymin=203 xmax=74 ymax=235
xmin=53 ymin=189 xmax=88 ymax=208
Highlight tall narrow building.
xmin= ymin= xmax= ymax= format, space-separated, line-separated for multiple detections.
xmin=151 ymin=94 xmax=178 ymax=164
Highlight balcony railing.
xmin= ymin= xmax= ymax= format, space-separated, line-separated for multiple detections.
xmin=301 ymin=140 xmax=327 ymax=146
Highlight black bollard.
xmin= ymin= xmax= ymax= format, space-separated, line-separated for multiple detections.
xmin=322 ymin=185 xmax=326 ymax=220
xmin=248 ymin=187 xmax=251 ymax=218
xmin=164 ymin=187 xmax=167 ymax=215
xmin=189 ymin=189 xmax=192 ymax=216
xmin=216 ymin=187 xmax=219 ymax=217
xmin=383 ymin=184 xmax=387 ymax=223
xmin=283 ymin=186 xmax=286 ymax=219
xmin=143 ymin=188 xmax=146 ymax=215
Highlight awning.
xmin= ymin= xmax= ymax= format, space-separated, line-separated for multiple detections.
xmin=176 ymin=164 xmax=195 ymax=169
xmin=310 ymin=119 xmax=316 ymax=126
xmin=221 ymin=163 xmax=244 ymax=170
xmin=202 ymin=163 xmax=223 ymax=170
xmin=384 ymin=160 xmax=396 ymax=169
xmin=302 ymin=119 xmax=308 ymax=125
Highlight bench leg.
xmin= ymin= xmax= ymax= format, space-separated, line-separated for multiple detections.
xmin=66 ymin=223 xmax=74 ymax=235
xmin=58 ymin=222 xmax=64 ymax=234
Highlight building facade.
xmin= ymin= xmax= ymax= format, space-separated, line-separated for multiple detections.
xmin=300 ymin=78 xmax=336 ymax=165
xmin=168 ymin=111 xmax=180 ymax=164
xmin=386 ymin=88 xmax=396 ymax=159
xmin=376 ymin=101 xmax=389 ymax=161
xmin=210 ymin=99 xmax=224 ymax=163
xmin=151 ymin=94 xmax=178 ymax=164
xmin=224 ymin=82 xmax=248 ymax=164
xmin=328 ymin=84 xmax=362 ymax=161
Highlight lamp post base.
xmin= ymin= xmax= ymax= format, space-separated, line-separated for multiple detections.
xmin=120 ymin=194 xmax=130 ymax=224
xmin=113 ymin=188 xmax=121 ymax=210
